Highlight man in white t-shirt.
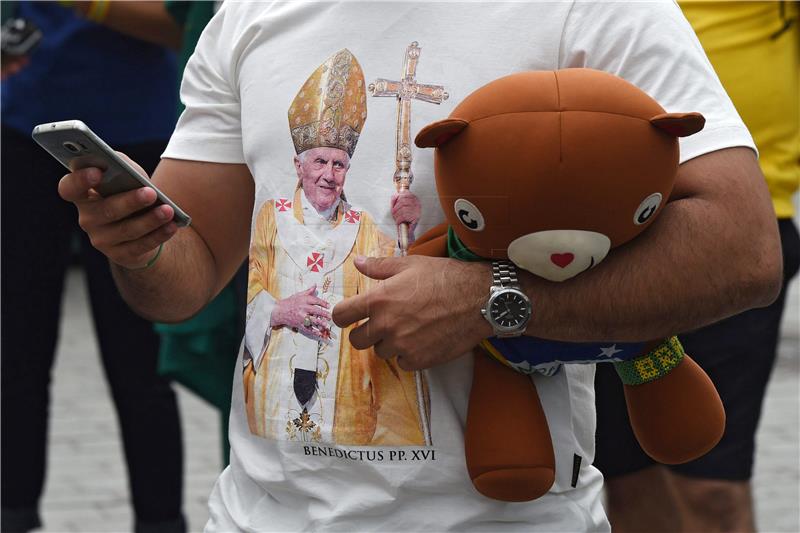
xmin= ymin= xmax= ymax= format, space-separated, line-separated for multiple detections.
xmin=59 ymin=2 xmax=782 ymax=531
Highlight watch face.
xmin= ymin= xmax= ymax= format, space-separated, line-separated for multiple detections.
xmin=489 ymin=289 xmax=531 ymax=331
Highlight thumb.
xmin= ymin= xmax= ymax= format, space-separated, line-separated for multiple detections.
xmin=305 ymin=284 xmax=317 ymax=294
xmin=354 ymin=255 xmax=406 ymax=280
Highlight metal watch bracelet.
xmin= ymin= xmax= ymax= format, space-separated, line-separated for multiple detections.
xmin=492 ymin=260 xmax=520 ymax=290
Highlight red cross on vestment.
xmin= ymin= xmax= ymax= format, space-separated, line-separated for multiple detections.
xmin=307 ymin=252 xmax=324 ymax=272
xmin=276 ymin=199 xmax=292 ymax=212
xmin=344 ymin=210 xmax=361 ymax=224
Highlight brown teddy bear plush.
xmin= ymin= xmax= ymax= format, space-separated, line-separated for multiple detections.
xmin=409 ymin=69 xmax=725 ymax=502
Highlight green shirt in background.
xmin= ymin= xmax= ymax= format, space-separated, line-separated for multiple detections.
xmin=165 ymin=0 xmax=216 ymax=113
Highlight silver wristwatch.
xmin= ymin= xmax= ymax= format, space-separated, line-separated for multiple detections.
xmin=481 ymin=260 xmax=532 ymax=338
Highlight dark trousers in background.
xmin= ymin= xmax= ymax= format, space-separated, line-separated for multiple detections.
xmin=1 ymin=127 xmax=185 ymax=533
xmin=595 ymin=218 xmax=800 ymax=481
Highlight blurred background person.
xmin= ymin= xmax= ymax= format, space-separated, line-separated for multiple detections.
xmin=0 ymin=2 xmax=185 ymax=532
xmin=594 ymin=2 xmax=799 ymax=532
xmin=67 ymin=0 xmax=241 ymax=469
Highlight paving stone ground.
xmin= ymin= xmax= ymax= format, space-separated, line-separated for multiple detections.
xmin=40 ymin=268 xmax=221 ymax=532
xmin=35 ymin=263 xmax=800 ymax=533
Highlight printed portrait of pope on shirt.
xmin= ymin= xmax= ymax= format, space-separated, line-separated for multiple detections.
xmin=243 ymin=49 xmax=432 ymax=447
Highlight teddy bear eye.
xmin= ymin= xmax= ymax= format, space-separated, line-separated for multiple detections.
xmin=453 ymin=198 xmax=485 ymax=232
xmin=633 ymin=193 xmax=662 ymax=226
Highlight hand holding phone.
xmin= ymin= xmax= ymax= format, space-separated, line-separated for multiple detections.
xmin=37 ymin=120 xmax=189 ymax=269
xmin=33 ymin=120 xmax=190 ymax=227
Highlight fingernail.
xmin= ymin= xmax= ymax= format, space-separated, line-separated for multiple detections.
xmin=87 ymin=169 xmax=102 ymax=185
xmin=137 ymin=188 xmax=151 ymax=201
xmin=156 ymin=206 xmax=171 ymax=220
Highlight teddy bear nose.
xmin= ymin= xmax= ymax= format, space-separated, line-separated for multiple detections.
xmin=550 ymin=253 xmax=574 ymax=268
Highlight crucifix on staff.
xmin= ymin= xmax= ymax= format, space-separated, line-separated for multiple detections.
xmin=369 ymin=41 xmax=449 ymax=255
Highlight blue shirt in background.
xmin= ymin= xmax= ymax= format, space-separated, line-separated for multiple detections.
xmin=2 ymin=2 xmax=177 ymax=145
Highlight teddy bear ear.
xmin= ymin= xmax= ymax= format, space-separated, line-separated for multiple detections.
xmin=650 ymin=112 xmax=705 ymax=137
xmin=415 ymin=118 xmax=470 ymax=148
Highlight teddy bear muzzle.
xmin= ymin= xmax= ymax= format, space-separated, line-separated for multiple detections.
xmin=507 ymin=229 xmax=612 ymax=282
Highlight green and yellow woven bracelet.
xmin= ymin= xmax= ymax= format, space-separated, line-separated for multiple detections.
xmin=613 ymin=336 xmax=685 ymax=386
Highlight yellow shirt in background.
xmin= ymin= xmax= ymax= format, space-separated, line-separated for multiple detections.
xmin=680 ymin=1 xmax=799 ymax=218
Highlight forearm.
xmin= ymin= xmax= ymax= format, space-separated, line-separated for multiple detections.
xmin=111 ymin=226 xmax=217 ymax=323
xmin=520 ymin=149 xmax=782 ymax=342
xmin=522 ymin=204 xmax=774 ymax=342
xmin=112 ymin=158 xmax=254 ymax=323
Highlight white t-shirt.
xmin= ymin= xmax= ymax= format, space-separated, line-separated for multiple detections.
xmin=164 ymin=2 xmax=754 ymax=531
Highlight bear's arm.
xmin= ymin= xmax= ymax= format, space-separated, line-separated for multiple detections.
xmin=408 ymin=223 xmax=449 ymax=258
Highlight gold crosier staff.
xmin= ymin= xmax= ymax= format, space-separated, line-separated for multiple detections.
xmin=369 ymin=41 xmax=448 ymax=255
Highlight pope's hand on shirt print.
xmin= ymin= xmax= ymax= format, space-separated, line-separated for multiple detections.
xmin=390 ymin=190 xmax=422 ymax=242
xmin=270 ymin=284 xmax=333 ymax=343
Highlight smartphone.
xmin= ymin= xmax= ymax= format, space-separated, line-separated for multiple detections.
xmin=32 ymin=120 xmax=191 ymax=227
